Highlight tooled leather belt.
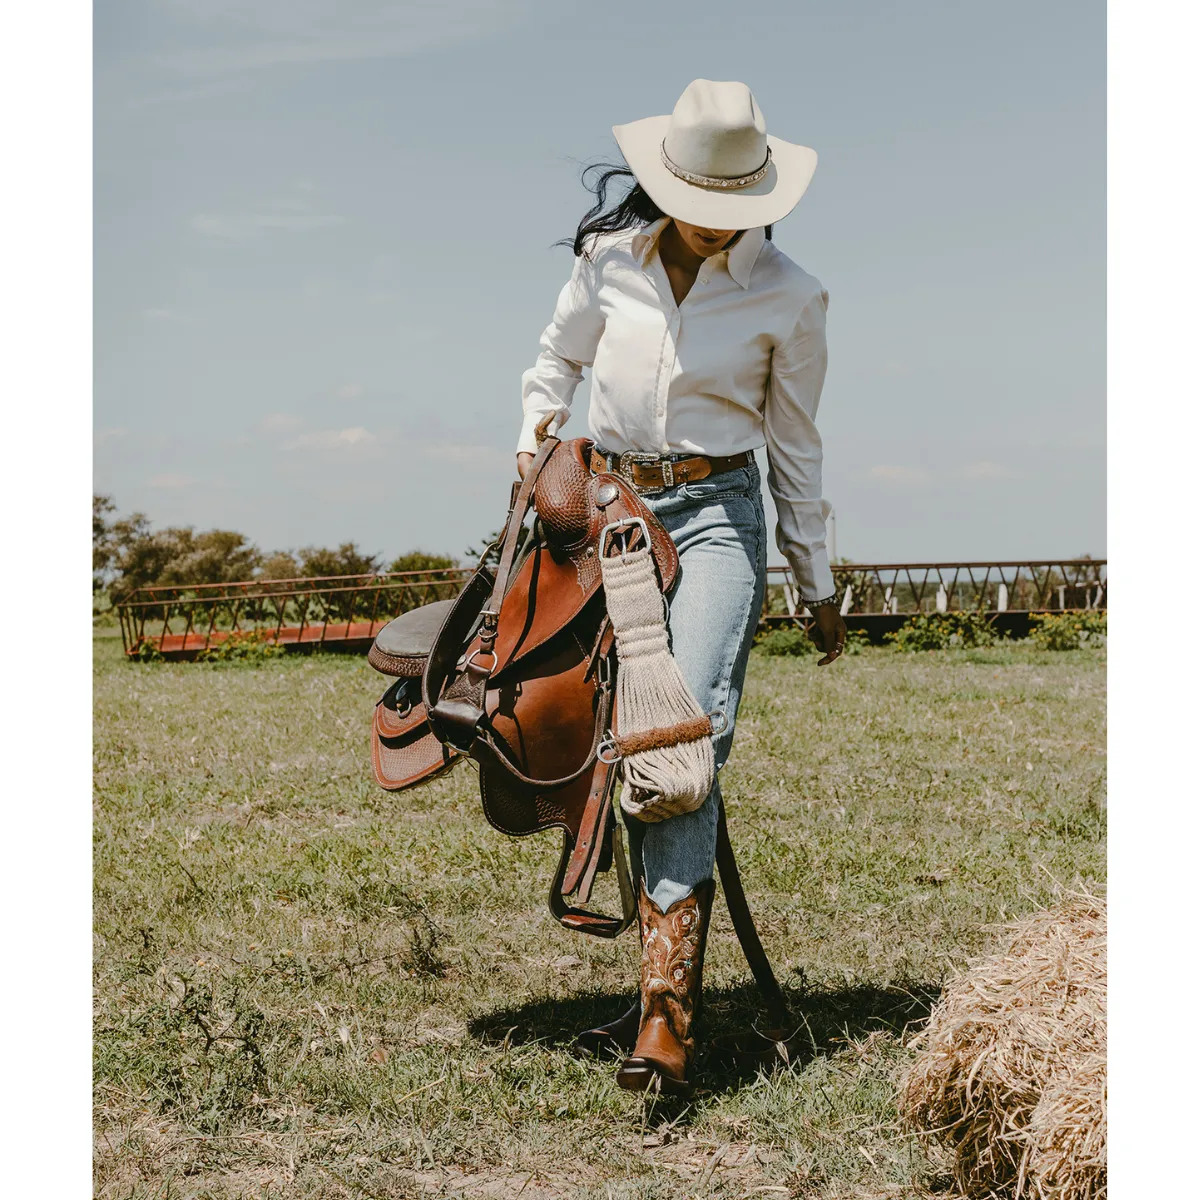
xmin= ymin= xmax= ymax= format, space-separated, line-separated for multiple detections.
xmin=589 ymin=447 xmax=753 ymax=495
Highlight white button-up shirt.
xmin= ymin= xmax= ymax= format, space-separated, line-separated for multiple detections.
xmin=519 ymin=217 xmax=834 ymax=600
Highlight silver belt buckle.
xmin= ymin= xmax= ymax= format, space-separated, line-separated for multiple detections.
xmin=619 ymin=451 xmax=673 ymax=494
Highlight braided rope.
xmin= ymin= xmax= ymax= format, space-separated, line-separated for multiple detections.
xmin=600 ymin=544 xmax=715 ymax=822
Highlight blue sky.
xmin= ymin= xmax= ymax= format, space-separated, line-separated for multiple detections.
xmin=94 ymin=0 xmax=1104 ymax=566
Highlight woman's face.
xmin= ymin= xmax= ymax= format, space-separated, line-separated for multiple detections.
xmin=672 ymin=219 xmax=740 ymax=259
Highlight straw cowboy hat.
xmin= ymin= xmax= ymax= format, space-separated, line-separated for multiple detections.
xmin=613 ymin=79 xmax=817 ymax=230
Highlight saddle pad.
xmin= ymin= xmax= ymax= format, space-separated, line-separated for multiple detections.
xmin=368 ymin=598 xmax=456 ymax=676
xmin=372 ymin=678 xmax=460 ymax=790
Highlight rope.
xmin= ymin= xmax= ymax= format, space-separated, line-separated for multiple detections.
xmin=599 ymin=544 xmax=715 ymax=822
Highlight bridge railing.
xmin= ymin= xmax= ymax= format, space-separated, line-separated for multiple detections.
xmin=115 ymin=559 xmax=1106 ymax=658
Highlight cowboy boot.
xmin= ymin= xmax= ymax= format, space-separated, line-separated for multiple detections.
xmin=572 ymin=999 xmax=641 ymax=1059
xmin=616 ymin=878 xmax=715 ymax=1095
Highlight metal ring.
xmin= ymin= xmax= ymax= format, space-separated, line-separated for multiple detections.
xmin=464 ymin=647 xmax=497 ymax=672
xmin=708 ymin=709 xmax=728 ymax=736
xmin=597 ymin=735 xmax=622 ymax=764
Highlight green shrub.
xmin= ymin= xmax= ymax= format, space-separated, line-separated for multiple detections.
xmin=754 ymin=626 xmax=870 ymax=657
xmin=755 ymin=625 xmax=813 ymax=656
xmin=887 ymin=611 xmax=999 ymax=652
xmin=1028 ymin=611 xmax=1107 ymax=651
xmin=131 ymin=638 xmax=165 ymax=663
xmin=196 ymin=629 xmax=286 ymax=666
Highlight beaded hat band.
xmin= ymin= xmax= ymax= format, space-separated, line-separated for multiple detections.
xmin=659 ymin=142 xmax=772 ymax=190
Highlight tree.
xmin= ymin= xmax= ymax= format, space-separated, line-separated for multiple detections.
xmin=259 ymin=551 xmax=301 ymax=580
xmin=386 ymin=550 xmax=458 ymax=574
xmin=108 ymin=514 xmax=174 ymax=597
xmin=93 ymin=495 xmax=118 ymax=593
xmin=298 ymin=542 xmax=381 ymax=578
xmin=158 ymin=529 xmax=262 ymax=587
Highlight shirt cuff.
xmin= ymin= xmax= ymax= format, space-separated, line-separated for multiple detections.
xmin=516 ymin=410 xmax=548 ymax=456
xmin=786 ymin=547 xmax=836 ymax=604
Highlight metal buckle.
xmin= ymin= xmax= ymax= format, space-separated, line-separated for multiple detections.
xmin=618 ymin=451 xmax=673 ymax=494
xmin=600 ymin=516 xmax=651 ymax=558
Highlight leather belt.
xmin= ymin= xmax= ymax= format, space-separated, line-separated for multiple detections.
xmin=589 ymin=447 xmax=753 ymax=495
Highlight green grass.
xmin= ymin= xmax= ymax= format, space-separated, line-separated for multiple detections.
xmin=94 ymin=637 xmax=1105 ymax=1199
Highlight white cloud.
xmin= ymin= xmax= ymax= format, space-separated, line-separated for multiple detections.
xmin=426 ymin=443 xmax=511 ymax=467
xmin=148 ymin=473 xmax=196 ymax=489
xmin=190 ymin=209 xmax=343 ymax=239
xmin=148 ymin=1 xmax=533 ymax=76
xmin=142 ymin=307 xmax=197 ymax=325
xmin=864 ymin=464 xmax=932 ymax=486
xmin=284 ymin=427 xmax=375 ymax=451
xmin=952 ymin=461 xmax=1017 ymax=480
xmin=255 ymin=412 xmax=306 ymax=435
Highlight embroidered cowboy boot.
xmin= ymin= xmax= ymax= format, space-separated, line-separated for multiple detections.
xmin=616 ymin=878 xmax=715 ymax=1095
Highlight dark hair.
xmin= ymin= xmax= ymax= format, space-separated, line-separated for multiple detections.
xmin=559 ymin=160 xmax=773 ymax=259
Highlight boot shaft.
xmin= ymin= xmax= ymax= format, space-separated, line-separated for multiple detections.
xmin=630 ymin=878 xmax=715 ymax=1081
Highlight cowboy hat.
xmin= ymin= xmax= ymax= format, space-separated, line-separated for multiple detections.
xmin=613 ymin=79 xmax=817 ymax=230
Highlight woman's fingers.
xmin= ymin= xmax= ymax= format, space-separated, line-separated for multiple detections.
xmin=816 ymin=612 xmax=847 ymax=666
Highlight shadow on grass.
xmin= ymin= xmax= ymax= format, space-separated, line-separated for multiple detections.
xmin=468 ymin=977 xmax=941 ymax=1097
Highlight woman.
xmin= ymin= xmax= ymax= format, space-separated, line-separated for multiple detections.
xmin=517 ymin=79 xmax=847 ymax=1095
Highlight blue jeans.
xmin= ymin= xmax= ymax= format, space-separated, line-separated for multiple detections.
xmin=616 ymin=459 xmax=768 ymax=910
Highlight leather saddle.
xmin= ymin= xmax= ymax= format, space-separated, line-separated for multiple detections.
xmin=370 ymin=434 xmax=675 ymax=935
xmin=368 ymin=433 xmax=791 ymax=1031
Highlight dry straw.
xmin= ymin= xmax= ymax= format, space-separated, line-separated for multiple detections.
xmin=899 ymin=898 xmax=1106 ymax=1200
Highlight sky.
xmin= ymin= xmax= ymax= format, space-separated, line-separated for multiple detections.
xmin=94 ymin=0 xmax=1105 ymax=567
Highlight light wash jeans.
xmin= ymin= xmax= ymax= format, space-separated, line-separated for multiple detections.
xmin=615 ymin=458 xmax=768 ymax=911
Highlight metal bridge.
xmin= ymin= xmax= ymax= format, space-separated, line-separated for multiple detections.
xmin=116 ymin=559 xmax=1106 ymax=661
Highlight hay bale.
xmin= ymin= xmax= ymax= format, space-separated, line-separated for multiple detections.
xmin=899 ymin=899 xmax=1106 ymax=1199
xmin=1028 ymin=1051 xmax=1107 ymax=1199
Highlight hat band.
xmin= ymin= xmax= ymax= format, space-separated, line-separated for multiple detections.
xmin=659 ymin=141 xmax=771 ymax=190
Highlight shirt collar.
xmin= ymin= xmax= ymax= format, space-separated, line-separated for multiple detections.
xmin=631 ymin=219 xmax=765 ymax=289
xmin=725 ymin=225 xmax=766 ymax=289
xmin=631 ymin=217 xmax=671 ymax=267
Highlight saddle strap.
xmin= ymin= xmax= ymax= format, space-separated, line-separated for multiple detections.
xmin=468 ymin=678 xmax=611 ymax=791
xmin=481 ymin=433 xmax=561 ymax=652
xmin=716 ymin=800 xmax=791 ymax=1031
xmin=548 ymin=807 xmax=638 ymax=939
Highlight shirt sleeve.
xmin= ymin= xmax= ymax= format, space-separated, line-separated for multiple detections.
xmin=517 ymin=252 xmax=606 ymax=454
xmin=764 ymin=284 xmax=835 ymax=602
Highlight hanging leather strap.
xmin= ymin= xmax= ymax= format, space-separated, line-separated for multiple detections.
xmin=715 ymin=799 xmax=791 ymax=1031
xmin=480 ymin=434 xmax=561 ymax=652
xmin=548 ymin=797 xmax=637 ymax=939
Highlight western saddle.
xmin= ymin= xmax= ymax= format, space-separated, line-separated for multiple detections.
xmin=368 ymin=431 xmax=790 ymax=1042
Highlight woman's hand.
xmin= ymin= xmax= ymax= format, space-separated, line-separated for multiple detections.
xmin=516 ymin=452 xmax=534 ymax=480
xmin=808 ymin=604 xmax=848 ymax=666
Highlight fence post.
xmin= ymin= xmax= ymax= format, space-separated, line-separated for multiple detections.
xmin=997 ymin=583 xmax=1008 ymax=612
xmin=936 ymin=585 xmax=948 ymax=613
xmin=782 ymin=576 xmax=798 ymax=617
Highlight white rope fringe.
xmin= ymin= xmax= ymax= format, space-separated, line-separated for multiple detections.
xmin=599 ymin=544 xmax=715 ymax=822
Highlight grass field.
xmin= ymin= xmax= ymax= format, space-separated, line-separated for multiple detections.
xmin=94 ymin=635 xmax=1105 ymax=1199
